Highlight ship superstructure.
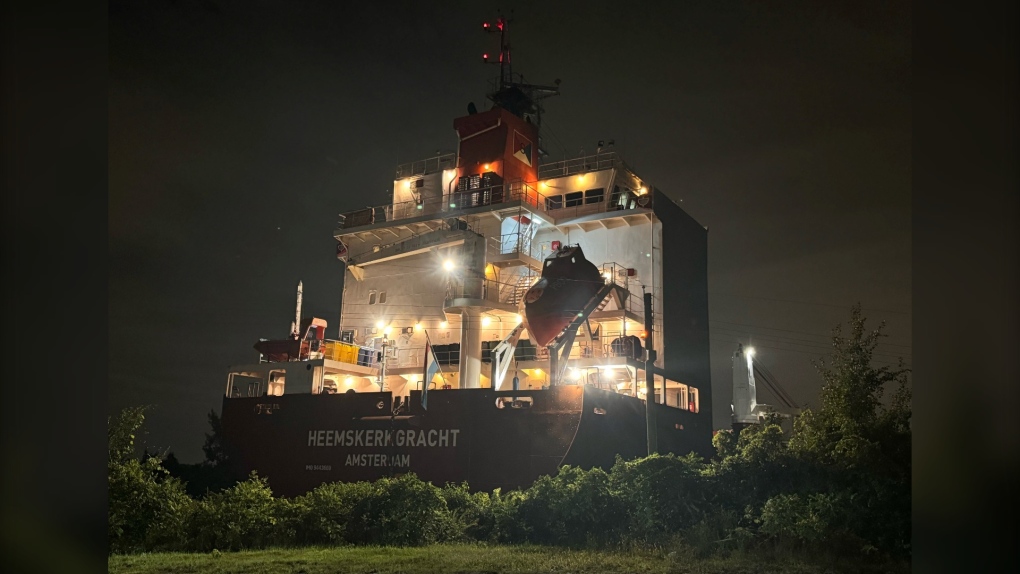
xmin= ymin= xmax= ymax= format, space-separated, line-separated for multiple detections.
xmin=220 ymin=16 xmax=713 ymax=496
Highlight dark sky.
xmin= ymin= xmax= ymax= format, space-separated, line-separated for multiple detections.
xmin=109 ymin=0 xmax=911 ymax=463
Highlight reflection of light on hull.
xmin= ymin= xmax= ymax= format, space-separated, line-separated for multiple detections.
xmin=524 ymin=246 xmax=602 ymax=346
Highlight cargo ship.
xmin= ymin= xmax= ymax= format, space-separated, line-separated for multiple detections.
xmin=220 ymin=16 xmax=713 ymax=497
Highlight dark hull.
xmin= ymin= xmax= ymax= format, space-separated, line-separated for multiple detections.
xmin=220 ymin=386 xmax=711 ymax=496
xmin=524 ymin=247 xmax=603 ymax=346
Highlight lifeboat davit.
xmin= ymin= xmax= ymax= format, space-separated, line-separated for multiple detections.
xmin=523 ymin=244 xmax=603 ymax=347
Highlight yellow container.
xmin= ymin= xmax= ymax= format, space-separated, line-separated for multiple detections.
xmin=339 ymin=342 xmax=358 ymax=364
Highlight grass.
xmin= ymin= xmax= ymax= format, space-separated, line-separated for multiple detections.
xmin=108 ymin=543 xmax=910 ymax=574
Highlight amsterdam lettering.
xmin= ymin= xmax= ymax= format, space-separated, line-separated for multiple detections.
xmin=308 ymin=428 xmax=460 ymax=448
xmin=345 ymin=453 xmax=410 ymax=467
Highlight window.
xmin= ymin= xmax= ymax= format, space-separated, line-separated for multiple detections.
xmin=378 ymin=291 xmax=387 ymax=304
xmin=565 ymin=191 xmax=583 ymax=207
xmin=679 ymin=385 xmax=689 ymax=411
xmin=689 ymin=388 xmax=699 ymax=413
xmin=545 ymin=195 xmax=563 ymax=210
xmin=584 ymin=188 xmax=605 ymax=204
xmin=368 ymin=290 xmax=377 ymax=305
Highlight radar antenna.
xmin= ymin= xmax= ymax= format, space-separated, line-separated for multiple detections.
xmin=481 ymin=11 xmax=560 ymax=132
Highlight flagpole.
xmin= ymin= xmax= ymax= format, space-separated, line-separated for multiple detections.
xmin=423 ymin=329 xmax=448 ymax=388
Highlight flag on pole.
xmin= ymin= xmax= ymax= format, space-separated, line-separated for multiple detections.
xmin=422 ymin=335 xmax=440 ymax=410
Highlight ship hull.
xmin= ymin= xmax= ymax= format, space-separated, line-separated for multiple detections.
xmin=220 ymin=386 xmax=709 ymax=496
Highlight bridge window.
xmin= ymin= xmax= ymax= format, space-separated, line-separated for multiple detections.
xmin=545 ymin=195 xmax=563 ymax=210
xmin=584 ymin=188 xmax=605 ymax=204
xmin=565 ymin=191 xmax=584 ymax=207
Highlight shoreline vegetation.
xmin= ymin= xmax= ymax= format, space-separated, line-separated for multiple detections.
xmin=107 ymin=543 xmax=909 ymax=574
xmin=109 ymin=305 xmax=910 ymax=573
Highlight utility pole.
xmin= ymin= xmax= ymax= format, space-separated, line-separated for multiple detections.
xmin=644 ymin=290 xmax=657 ymax=455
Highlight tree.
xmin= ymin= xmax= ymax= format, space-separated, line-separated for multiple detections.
xmin=784 ymin=303 xmax=912 ymax=556
xmin=789 ymin=303 xmax=911 ymax=474
xmin=202 ymin=409 xmax=228 ymax=466
xmin=108 ymin=406 xmax=194 ymax=553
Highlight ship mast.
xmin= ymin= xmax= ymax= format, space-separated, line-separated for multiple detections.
xmin=481 ymin=12 xmax=560 ymax=134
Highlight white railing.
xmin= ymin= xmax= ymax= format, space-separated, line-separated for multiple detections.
xmin=394 ymin=152 xmax=456 ymax=179
xmin=338 ymin=182 xmax=549 ymax=231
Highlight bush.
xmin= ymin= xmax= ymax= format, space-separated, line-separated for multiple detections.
xmin=292 ymin=480 xmax=374 ymax=545
xmin=108 ymin=408 xmax=196 ymax=554
xmin=187 ymin=472 xmax=284 ymax=551
xmin=345 ymin=473 xmax=450 ymax=546
xmin=514 ymin=466 xmax=627 ymax=547
xmin=609 ymin=453 xmax=710 ymax=542
xmin=439 ymin=482 xmax=495 ymax=542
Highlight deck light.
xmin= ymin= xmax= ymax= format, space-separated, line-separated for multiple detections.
xmin=514 ymin=314 xmax=522 ymax=324
xmin=376 ymin=320 xmax=385 ymax=329
xmin=345 ymin=376 xmax=354 ymax=386
xmin=383 ymin=326 xmax=392 ymax=336
xmin=414 ymin=322 xmax=423 ymax=331
xmin=440 ymin=321 xmax=448 ymax=328
xmin=746 ymin=347 xmax=755 ymax=357
xmin=482 ymin=316 xmax=492 ymax=326
xmin=443 ymin=259 xmax=456 ymax=271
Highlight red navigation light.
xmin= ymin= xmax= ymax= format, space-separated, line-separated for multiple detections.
xmin=483 ymin=22 xmax=489 ymax=28
xmin=482 ymin=53 xmax=489 ymax=62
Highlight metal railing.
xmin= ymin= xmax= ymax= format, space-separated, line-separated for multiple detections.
xmin=338 ymin=181 xmax=549 ymax=231
xmin=487 ymin=231 xmax=536 ymax=259
xmin=538 ymin=151 xmax=619 ymax=179
xmin=394 ymin=152 xmax=456 ymax=179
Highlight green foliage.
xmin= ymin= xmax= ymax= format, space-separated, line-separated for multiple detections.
xmin=439 ymin=482 xmax=496 ymax=541
xmin=514 ymin=465 xmax=627 ymax=547
xmin=683 ymin=509 xmax=754 ymax=557
xmin=788 ymin=303 xmax=911 ymax=476
xmin=202 ymin=409 xmax=228 ymax=466
xmin=712 ymin=429 xmax=738 ymax=460
xmin=108 ymin=407 xmax=196 ymax=554
xmin=188 ymin=471 xmax=284 ymax=551
xmin=345 ymin=473 xmax=450 ymax=546
xmin=610 ymin=453 xmax=710 ymax=542
xmin=757 ymin=493 xmax=842 ymax=546
xmin=293 ymin=480 xmax=374 ymax=545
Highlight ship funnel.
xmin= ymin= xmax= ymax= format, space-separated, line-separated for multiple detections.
xmin=294 ymin=280 xmax=304 ymax=337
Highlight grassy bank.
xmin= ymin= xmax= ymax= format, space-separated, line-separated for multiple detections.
xmin=108 ymin=543 xmax=909 ymax=574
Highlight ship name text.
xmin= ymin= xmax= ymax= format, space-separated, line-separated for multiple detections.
xmin=308 ymin=428 xmax=460 ymax=448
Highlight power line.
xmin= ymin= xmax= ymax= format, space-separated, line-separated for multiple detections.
xmin=712 ymin=326 xmax=911 ymax=360
xmin=710 ymin=318 xmax=912 ymax=349
xmin=709 ymin=337 xmax=910 ymax=367
xmin=710 ymin=291 xmax=911 ymax=316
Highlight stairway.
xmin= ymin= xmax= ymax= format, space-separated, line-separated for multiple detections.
xmin=506 ymin=271 xmax=537 ymax=306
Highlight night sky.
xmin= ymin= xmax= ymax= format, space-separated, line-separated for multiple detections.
xmin=109 ymin=0 xmax=911 ymax=463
